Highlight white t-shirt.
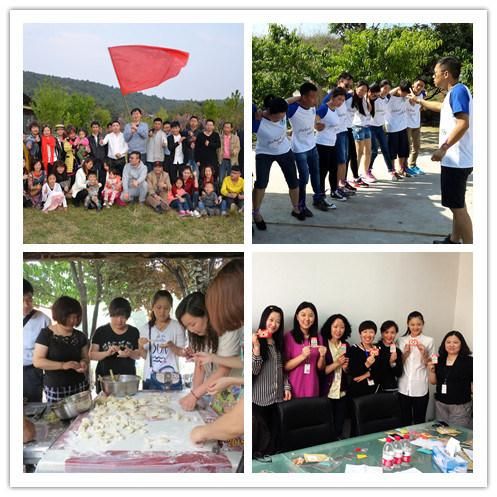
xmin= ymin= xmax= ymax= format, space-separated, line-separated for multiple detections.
xmin=397 ymin=333 xmax=435 ymax=397
xmin=370 ymin=97 xmax=390 ymax=127
xmin=254 ymin=117 xmax=291 ymax=156
xmin=406 ymin=94 xmax=424 ymax=129
xmin=440 ymin=83 xmax=473 ymax=169
xmin=172 ymin=134 xmax=184 ymax=164
xmin=201 ymin=328 xmax=243 ymax=378
xmin=315 ymin=104 xmax=340 ymax=147
xmin=23 ymin=310 xmax=51 ymax=366
xmin=287 ymin=103 xmax=317 ymax=153
xmin=351 ymin=96 xmax=372 ymax=127
xmin=385 ymin=95 xmax=408 ymax=133
xmin=139 ymin=320 xmax=186 ymax=380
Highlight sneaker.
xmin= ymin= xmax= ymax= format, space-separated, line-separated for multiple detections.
xmin=192 ymin=209 xmax=201 ymax=218
xmin=154 ymin=205 xmax=163 ymax=214
xmin=230 ymin=203 xmax=238 ymax=212
xmin=412 ymin=165 xmax=426 ymax=175
xmin=406 ymin=166 xmax=418 ymax=175
xmin=360 ymin=174 xmax=375 ymax=185
xmin=365 ymin=171 xmax=377 ymax=182
xmin=330 ymin=190 xmax=347 ymax=202
xmin=390 ymin=171 xmax=403 ymax=181
xmin=337 ymin=188 xmax=352 ymax=198
xmin=323 ymin=198 xmax=337 ymax=209
xmin=253 ymin=214 xmax=267 ymax=230
xmin=238 ymin=207 xmax=244 ymax=214
xmin=200 ymin=209 xmax=208 ymax=217
xmin=312 ymin=199 xmax=327 ymax=212
xmin=353 ymin=177 xmax=369 ymax=188
xmin=344 ymin=181 xmax=357 ymax=192
xmin=399 ymin=170 xmax=412 ymax=178
xmin=103 ymin=201 xmax=108 ymax=208
xmin=221 ymin=210 xmax=228 ymax=216
xmin=433 ymin=234 xmax=461 ymax=244
xmin=340 ymin=185 xmax=356 ymax=195
xmin=303 ymin=206 xmax=314 ymax=217
xmin=291 ymin=209 xmax=306 ymax=221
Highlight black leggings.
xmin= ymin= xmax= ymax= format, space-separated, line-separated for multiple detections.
xmin=347 ymin=128 xmax=359 ymax=178
xmin=73 ymin=189 xmax=88 ymax=207
xmin=399 ymin=393 xmax=429 ymax=426
xmin=317 ymin=143 xmax=338 ymax=194
xmin=252 ymin=403 xmax=280 ymax=455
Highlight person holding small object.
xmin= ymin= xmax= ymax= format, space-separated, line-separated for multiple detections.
xmin=284 ymin=301 xmax=326 ymax=398
xmin=89 ymin=297 xmax=141 ymax=393
xmin=253 ymin=305 xmax=291 ymax=454
xmin=32 ymin=296 xmax=89 ymax=403
xmin=138 ymin=290 xmax=186 ymax=390
xmin=176 ymin=292 xmax=240 ymax=412
xmin=427 ymin=331 xmax=473 ymax=428
xmin=190 ymin=260 xmax=244 ymax=445
xmin=397 ymin=311 xmax=435 ymax=425
xmin=376 ymin=320 xmax=403 ymax=392
xmin=319 ymin=313 xmax=351 ymax=438
xmin=347 ymin=320 xmax=381 ymax=398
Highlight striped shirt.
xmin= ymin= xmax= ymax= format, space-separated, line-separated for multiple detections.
xmin=252 ymin=342 xmax=290 ymax=407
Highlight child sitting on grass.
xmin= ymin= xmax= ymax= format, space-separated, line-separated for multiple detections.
xmin=102 ymin=167 xmax=123 ymax=208
xmin=198 ymin=182 xmax=224 ymax=216
xmin=220 ymin=165 xmax=244 ymax=213
xmin=41 ymin=173 xmax=67 ymax=213
xmin=168 ymin=177 xmax=197 ymax=217
xmin=146 ymin=161 xmax=171 ymax=214
xmin=53 ymin=160 xmax=71 ymax=197
xmin=84 ymin=171 xmax=102 ymax=210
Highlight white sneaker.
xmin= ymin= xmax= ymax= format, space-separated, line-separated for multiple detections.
xmin=193 ymin=209 xmax=201 ymax=218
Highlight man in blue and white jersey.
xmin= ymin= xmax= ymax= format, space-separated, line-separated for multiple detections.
xmin=287 ymin=82 xmax=328 ymax=214
xmin=409 ymin=56 xmax=473 ymax=244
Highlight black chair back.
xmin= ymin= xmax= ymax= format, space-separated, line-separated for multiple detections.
xmin=276 ymin=397 xmax=336 ymax=452
xmin=349 ymin=392 xmax=402 ymax=436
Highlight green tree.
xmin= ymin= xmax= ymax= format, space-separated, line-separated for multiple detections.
xmin=325 ymin=27 xmax=442 ymax=87
xmin=93 ymin=107 xmax=112 ymax=128
xmin=201 ymin=99 xmax=222 ymax=122
xmin=220 ymin=91 xmax=244 ymax=129
xmin=252 ymin=24 xmax=329 ymax=105
xmin=31 ymin=82 xmax=69 ymax=126
xmin=328 ymin=23 xmax=367 ymax=39
xmin=65 ymin=93 xmax=98 ymax=130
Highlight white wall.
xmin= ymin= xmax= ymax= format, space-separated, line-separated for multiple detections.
xmin=253 ymin=252 xmax=473 ymax=420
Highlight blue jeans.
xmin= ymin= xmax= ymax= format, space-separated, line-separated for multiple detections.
xmin=170 ymin=193 xmax=193 ymax=211
xmin=370 ymin=125 xmax=394 ymax=172
xmin=335 ymin=131 xmax=349 ymax=164
xmin=219 ymin=159 xmax=232 ymax=183
xmin=187 ymin=159 xmax=200 ymax=178
xmin=294 ymin=146 xmax=321 ymax=206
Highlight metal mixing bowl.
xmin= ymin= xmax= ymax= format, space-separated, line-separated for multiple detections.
xmin=100 ymin=374 xmax=140 ymax=397
xmin=52 ymin=390 xmax=92 ymax=420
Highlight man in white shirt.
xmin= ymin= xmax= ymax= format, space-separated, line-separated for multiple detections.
xmin=23 ymin=279 xmax=50 ymax=402
xmin=409 ymin=56 xmax=473 ymax=244
xmin=406 ymin=78 xmax=427 ymax=176
xmin=101 ymin=120 xmax=128 ymax=176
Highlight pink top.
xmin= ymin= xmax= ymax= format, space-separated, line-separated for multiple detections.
xmin=223 ymin=134 xmax=231 ymax=159
xmin=284 ymin=331 xmax=323 ymax=398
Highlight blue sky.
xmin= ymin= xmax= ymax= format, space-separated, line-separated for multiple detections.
xmin=24 ymin=23 xmax=244 ymax=100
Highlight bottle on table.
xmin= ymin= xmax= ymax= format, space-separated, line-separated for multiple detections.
xmin=382 ymin=437 xmax=395 ymax=472
xmin=392 ymin=436 xmax=403 ymax=469
xmin=401 ymin=434 xmax=413 ymax=466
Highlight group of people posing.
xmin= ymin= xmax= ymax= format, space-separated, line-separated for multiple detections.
xmin=23 ymin=259 xmax=245 ymax=443
xmin=23 ymin=110 xmax=244 ymax=218
xmin=252 ymin=304 xmax=473 ymax=455
xmin=252 ymin=56 xmax=473 ymax=244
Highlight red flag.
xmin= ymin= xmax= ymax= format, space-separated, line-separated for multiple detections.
xmin=108 ymin=45 xmax=189 ymax=95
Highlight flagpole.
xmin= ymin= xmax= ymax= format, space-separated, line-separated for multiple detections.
xmin=120 ymin=92 xmax=131 ymax=120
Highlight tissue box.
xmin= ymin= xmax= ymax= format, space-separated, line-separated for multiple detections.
xmin=432 ymin=446 xmax=468 ymax=473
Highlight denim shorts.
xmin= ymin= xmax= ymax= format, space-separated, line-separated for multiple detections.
xmin=335 ymin=131 xmax=349 ymax=164
xmin=351 ymin=126 xmax=371 ymax=141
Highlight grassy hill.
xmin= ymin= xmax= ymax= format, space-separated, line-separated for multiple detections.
xmin=23 ymin=71 xmax=223 ymax=118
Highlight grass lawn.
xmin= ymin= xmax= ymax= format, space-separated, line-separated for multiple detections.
xmin=23 ymin=203 xmax=244 ymax=244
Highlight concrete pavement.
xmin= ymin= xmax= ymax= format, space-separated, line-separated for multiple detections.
xmin=252 ymin=153 xmax=473 ymax=244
